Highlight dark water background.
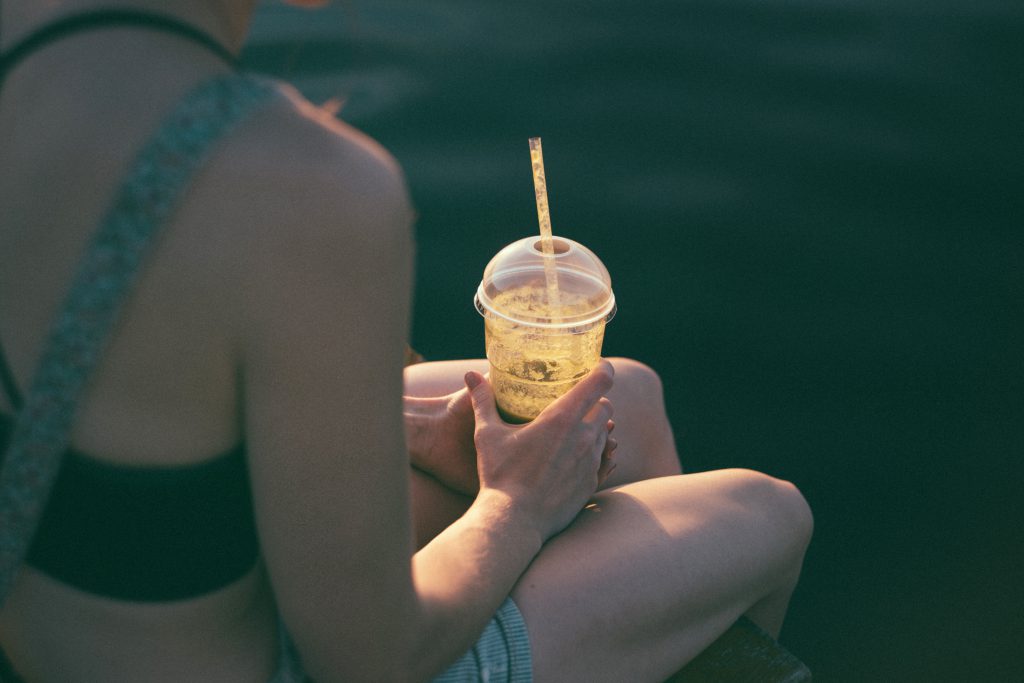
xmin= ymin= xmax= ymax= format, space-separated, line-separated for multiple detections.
xmin=244 ymin=1 xmax=1023 ymax=680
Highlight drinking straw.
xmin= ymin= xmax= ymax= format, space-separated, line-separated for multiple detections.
xmin=529 ymin=137 xmax=562 ymax=313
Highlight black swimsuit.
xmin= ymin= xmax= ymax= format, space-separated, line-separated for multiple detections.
xmin=0 ymin=410 xmax=258 ymax=601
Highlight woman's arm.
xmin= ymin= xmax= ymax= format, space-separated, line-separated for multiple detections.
xmin=239 ymin=141 xmax=421 ymax=680
xmin=233 ymin=104 xmax=612 ymax=682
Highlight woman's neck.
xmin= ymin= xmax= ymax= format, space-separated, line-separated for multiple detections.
xmin=0 ymin=0 xmax=256 ymax=56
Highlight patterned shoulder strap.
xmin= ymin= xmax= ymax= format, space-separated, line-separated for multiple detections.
xmin=0 ymin=73 xmax=277 ymax=603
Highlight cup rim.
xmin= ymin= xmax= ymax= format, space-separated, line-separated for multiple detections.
xmin=474 ymin=287 xmax=616 ymax=328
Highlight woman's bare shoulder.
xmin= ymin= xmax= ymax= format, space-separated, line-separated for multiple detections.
xmin=193 ymin=80 xmax=414 ymax=253
xmin=160 ymin=78 xmax=417 ymax=348
xmin=263 ymin=82 xmax=411 ymax=204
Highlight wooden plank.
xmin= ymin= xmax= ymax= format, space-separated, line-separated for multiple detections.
xmin=666 ymin=617 xmax=812 ymax=682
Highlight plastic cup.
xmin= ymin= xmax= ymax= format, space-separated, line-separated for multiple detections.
xmin=474 ymin=235 xmax=616 ymax=422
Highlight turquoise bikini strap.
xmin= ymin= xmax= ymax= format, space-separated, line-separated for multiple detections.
xmin=0 ymin=74 xmax=276 ymax=603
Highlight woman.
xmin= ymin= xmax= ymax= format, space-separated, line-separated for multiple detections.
xmin=0 ymin=0 xmax=812 ymax=681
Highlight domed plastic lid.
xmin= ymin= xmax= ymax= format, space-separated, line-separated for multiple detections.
xmin=475 ymin=235 xmax=616 ymax=328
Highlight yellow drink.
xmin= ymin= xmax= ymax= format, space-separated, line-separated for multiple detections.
xmin=476 ymin=236 xmax=616 ymax=422
xmin=483 ymin=280 xmax=607 ymax=422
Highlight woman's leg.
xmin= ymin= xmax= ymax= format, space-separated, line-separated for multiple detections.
xmin=405 ymin=360 xmax=813 ymax=680
xmin=595 ymin=357 xmax=682 ymax=486
xmin=510 ymin=469 xmax=813 ymax=683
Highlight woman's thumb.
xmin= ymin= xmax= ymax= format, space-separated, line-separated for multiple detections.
xmin=464 ymin=371 xmax=498 ymax=424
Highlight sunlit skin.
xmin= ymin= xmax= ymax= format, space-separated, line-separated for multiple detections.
xmin=0 ymin=1 xmax=812 ymax=681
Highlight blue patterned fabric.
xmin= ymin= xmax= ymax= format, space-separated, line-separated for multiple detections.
xmin=272 ymin=598 xmax=534 ymax=683
xmin=431 ymin=598 xmax=534 ymax=683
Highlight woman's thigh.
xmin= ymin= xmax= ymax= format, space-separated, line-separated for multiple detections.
xmin=511 ymin=470 xmax=813 ymax=683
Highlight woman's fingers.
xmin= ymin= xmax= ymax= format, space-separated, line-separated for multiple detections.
xmin=542 ymin=361 xmax=615 ymax=425
xmin=464 ymin=371 xmax=499 ymax=428
xmin=582 ymin=397 xmax=614 ymax=431
xmin=596 ymin=437 xmax=618 ymax=485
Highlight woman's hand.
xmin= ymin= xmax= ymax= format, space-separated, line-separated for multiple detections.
xmin=465 ymin=361 xmax=617 ymax=542
xmin=404 ymin=389 xmax=480 ymax=495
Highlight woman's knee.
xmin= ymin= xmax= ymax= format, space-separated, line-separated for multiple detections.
xmin=720 ymin=468 xmax=814 ymax=553
xmin=604 ymin=357 xmax=682 ymax=477
xmin=607 ymin=357 xmax=665 ymax=403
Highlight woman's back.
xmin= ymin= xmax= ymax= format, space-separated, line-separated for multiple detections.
xmin=0 ymin=5 xmax=414 ymax=680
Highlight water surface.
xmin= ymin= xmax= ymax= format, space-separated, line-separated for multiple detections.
xmin=246 ymin=3 xmax=1023 ymax=680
